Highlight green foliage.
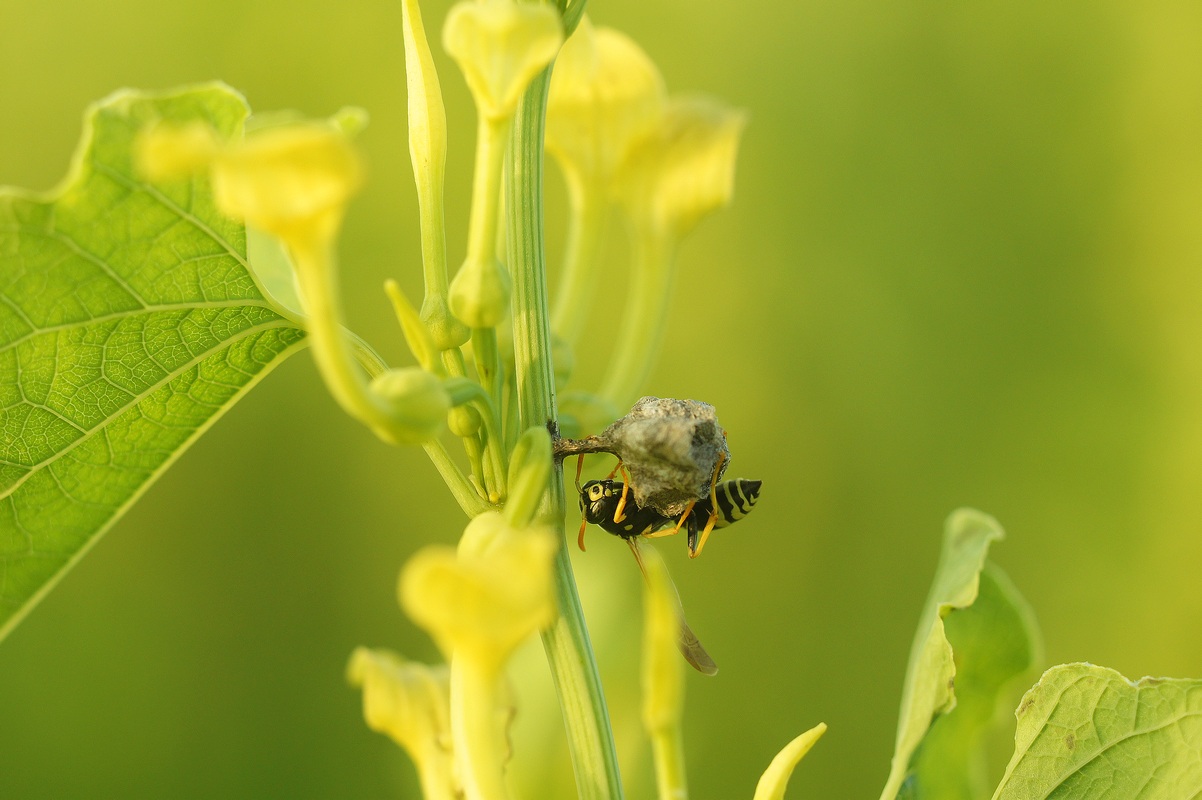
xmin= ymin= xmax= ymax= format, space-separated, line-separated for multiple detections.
xmin=0 ymin=86 xmax=305 ymax=641
xmin=901 ymin=566 xmax=1040 ymax=800
xmin=883 ymin=509 xmax=1044 ymax=800
xmin=992 ymin=664 xmax=1202 ymax=799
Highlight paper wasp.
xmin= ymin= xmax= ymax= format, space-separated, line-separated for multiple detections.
xmin=572 ymin=455 xmax=762 ymax=675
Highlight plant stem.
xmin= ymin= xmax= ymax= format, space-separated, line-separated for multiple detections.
xmin=506 ymin=62 xmax=624 ymax=800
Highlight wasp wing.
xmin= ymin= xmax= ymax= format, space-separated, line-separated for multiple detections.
xmin=627 ymin=538 xmax=718 ymax=676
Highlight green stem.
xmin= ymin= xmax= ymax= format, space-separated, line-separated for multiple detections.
xmin=598 ymin=228 xmax=675 ymax=408
xmin=506 ymin=62 xmax=624 ymax=800
xmin=423 ymin=439 xmax=491 ymax=518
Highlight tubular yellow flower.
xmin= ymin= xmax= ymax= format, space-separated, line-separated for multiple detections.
xmin=617 ymin=95 xmax=747 ymax=239
xmin=211 ymin=123 xmax=363 ymax=249
xmin=346 ymin=648 xmax=458 ymax=800
xmin=134 ymin=120 xmax=220 ymax=182
xmin=399 ymin=513 xmax=557 ymax=800
xmin=443 ymin=0 xmax=564 ymax=121
xmin=546 ymin=16 xmax=666 ymax=198
xmin=546 ymin=18 xmax=666 ymax=346
xmin=400 ymin=512 xmax=558 ymax=669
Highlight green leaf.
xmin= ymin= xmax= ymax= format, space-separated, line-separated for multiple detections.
xmin=880 ymin=508 xmax=1011 ymax=800
xmin=991 ymin=664 xmax=1202 ymax=799
xmin=0 ymin=84 xmax=306 ymax=642
xmin=900 ymin=565 xmax=1041 ymax=800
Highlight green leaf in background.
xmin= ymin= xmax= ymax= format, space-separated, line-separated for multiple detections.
xmin=880 ymin=509 xmax=1013 ymax=800
xmin=900 ymin=565 xmax=1041 ymax=800
xmin=991 ymin=664 xmax=1202 ymax=799
xmin=0 ymin=85 xmax=306 ymax=642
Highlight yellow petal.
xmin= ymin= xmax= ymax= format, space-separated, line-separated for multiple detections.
xmin=134 ymin=120 xmax=220 ymax=182
xmin=617 ymin=95 xmax=747 ymax=239
xmin=346 ymin=648 xmax=459 ymax=800
xmin=211 ymin=123 xmax=363 ymax=248
xmin=751 ymin=723 xmax=828 ymax=800
xmin=443 ymin=0 xmax=564 ymax=120
xmin=400 ymin=512 xmax=558 ymax=669
xmin=547 ymin=17 xmax=666 ymax=194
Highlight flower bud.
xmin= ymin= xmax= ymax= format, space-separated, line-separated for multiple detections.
xmin=369 ymin=367 xmax=451 ymax=444
xmin=443 ymin=0 xmax=564 ymax=120
xmin=449 ymin=255 xmax=511 ymax=329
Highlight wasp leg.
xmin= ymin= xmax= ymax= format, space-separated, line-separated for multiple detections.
xmin=648 ymin=499 xmax=696 ymax=542
xmin=613 ymin=462 xmax=632 ymax=523
xmin=690 ymin=452 xmax=726 ymax=559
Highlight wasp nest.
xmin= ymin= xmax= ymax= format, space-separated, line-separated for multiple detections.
xmin=596 ymin=397 xmax=730 ymax=517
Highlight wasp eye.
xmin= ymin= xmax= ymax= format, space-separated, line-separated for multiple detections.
xmin=589 ymin=485 xmax=603 ymax=501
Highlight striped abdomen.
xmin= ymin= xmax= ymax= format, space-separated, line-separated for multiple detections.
xmin=700 ymin=479 xmax=762 ymax=527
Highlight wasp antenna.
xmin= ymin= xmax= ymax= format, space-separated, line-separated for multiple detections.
xmin=574 ymin=453 xmax=585 ymax=493
xmin=577 ymin=517 xmax=589 ymax=551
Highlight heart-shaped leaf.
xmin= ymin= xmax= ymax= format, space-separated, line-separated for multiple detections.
xmin=0 ymin=85 xmax=307 ymax=641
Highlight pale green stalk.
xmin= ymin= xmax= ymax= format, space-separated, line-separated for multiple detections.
xmin=506 ymin=62 xmax=624 ymax=800
xmin=423 ymin=439 xmax=491 ymax=517
xmin=650 ymin=732 xmax=688 ymax=800
xmin=598 ymin=227 xmax=675 ymax=407
xmin=291 ymin=239 xmax=396 ymax=435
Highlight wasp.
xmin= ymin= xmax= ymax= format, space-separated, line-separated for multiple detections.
xmin=573 ymin=455 xmax=762 ymax=675
xmin=577 ymin=475 xmax=762 ymax=558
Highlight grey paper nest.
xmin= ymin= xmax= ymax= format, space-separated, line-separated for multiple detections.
xmin=599 ymin=397 xmax=730 ymax=517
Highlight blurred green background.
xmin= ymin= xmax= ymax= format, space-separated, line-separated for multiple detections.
xmin=3 ymin=0 xmax=1202 ymax=797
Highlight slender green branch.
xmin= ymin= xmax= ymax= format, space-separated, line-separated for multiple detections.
xmin=506 ymin=58 xmax=623 ymax=800
xmin=423 ymin=439 xmax=491 ymax=517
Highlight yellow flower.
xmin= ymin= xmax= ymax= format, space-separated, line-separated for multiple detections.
xmin=346 ymin=648 xmax=459 ymax=800
xmin=546 ymin=16 xmax=666 ymax=198
xmin=134 ymin=120 xmax=220 ymax=182
xmin=400 ymin=511 xmax=557 ymax=671
xmin=211 ymin=123 xmax=363 ymax=249
xmin=443 ymin=0 xmax=564 ymax=120
xmin=617 ymin=95 xmax=747 ymax=239
xmin=399 ymin=512 xmax=557 ymax=800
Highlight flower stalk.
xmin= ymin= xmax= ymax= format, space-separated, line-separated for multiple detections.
xmin=506 ymin=58 xmax=625 ymax=800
